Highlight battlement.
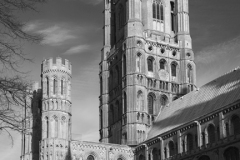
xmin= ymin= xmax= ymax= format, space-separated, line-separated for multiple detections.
xmin=41 ymin=57 xmax=72 ymax=75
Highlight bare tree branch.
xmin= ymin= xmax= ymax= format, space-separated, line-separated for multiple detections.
xmin=0 ymin=0 xmax=45 ymax=142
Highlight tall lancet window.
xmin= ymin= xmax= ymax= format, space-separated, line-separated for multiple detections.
xmin=160 ymin=4 xmax=164 ymax=20
xmin=160 ymin=59 xmax=166 ymax=70
xmin=136 ymin=53 xmax=141 ymax=72
xmin=124 ymin=92 xmax=127 ymax=113
xmin=46 ymin=77 xmax=49 ymax=96
xmin=152 ymin=2 xmax=164 ymax=31
xmin=147 ymin=57 xmax=154 ymax=72
xmin=187 ymin=64 xmax=193 ymax=83
xmin=170 ymin=1 xmax=175 ymax=32
xmin=61 ymin=79 xmax=64 ymax=95
xmin=171 ymin=62 xmax=177 ymax=77
xmin=152 ymin=3 xmax=156 ymax=19
xmin=44 ymin=117 xmax=49 ymax=138
xmin=53 ymin=77 xmax=57 ymax=95
xmin=123 ymin=55 xmax=126 ymax=76
xmin=148 ymin=93 xmax=155 ymax=115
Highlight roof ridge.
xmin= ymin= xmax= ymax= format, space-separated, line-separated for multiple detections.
xmin=201 ymin=66 xmax=240 ymax=88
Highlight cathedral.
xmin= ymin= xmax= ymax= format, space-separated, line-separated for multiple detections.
xmin=21 ymin=0 xmax=240 ymax=160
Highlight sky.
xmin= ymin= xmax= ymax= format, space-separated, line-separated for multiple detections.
xmin=0 ymin=0 xmax=240 ymax=159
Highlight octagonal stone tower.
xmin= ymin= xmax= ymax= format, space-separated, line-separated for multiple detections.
xmin=40 ymin=57 xmax=72 ymax=160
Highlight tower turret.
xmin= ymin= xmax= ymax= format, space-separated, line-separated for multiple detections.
xmin=100 ymin=0 xmax=197 ymax=146
xmin=40 ymin=57 xmax=72 ymax=160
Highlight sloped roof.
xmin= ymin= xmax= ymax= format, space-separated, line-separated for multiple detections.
xmin=147 ymin=68 xmax=240 ymax=140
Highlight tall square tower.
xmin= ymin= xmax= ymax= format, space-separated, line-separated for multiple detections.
xmin=99 ymin=0 xmax=196 ymax=146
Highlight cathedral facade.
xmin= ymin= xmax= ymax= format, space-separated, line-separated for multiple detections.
xmin=21 ymin=0 xmax=240 ymax=160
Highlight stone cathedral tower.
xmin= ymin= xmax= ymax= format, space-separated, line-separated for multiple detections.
xmin=99 ymin=0 xmax=196 ymax=146
xmin=40 ymin=57 xmax=72 ymax=160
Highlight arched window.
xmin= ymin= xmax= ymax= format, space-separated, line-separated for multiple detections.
xmin=152 ymin=3 xmax=156 ymax=19
xmin=136 ymin=53 xmax=141 ymax=72
xmin=45 ymin=117 xmax=49 ymax=138
xmin=53 ymin=78 xmax=57 ymax=95
xmin=160 ymin=59 xmax=166 ymax=70
xmin=171 ymin=62 xmax=177 ymax=77
xmin=123 ymin=55 xmax=126 ymax=75
xmin=160 ymin=4 xmax=164 ymax=20
xmin=208 ymin=124 xmax=215 ymax=143
xmin=160 ymin=95 xmax=168 ymax=107
xmin=169 ymin=141 xmax=175 ymax=157
xmin=137 ymin=113 xmax=140 ymax=121
xmin=187 ymin=134 xmax=194 ymax=151
xmin=139 ymin=155 xmax=145 ymax=160
xmin=198 ymin=155 xmax=210 ymax=160
xmin=153 ymin=3 xmax=164 ymax=21
xmin=61 ymin=79 xmax=64 ymax=95
xmin=157 ymin=4 xmax=160 ymax=19
xmin=137 ymin=91 xmax=144 ymax=111
xmin=46 ymin=77 xmax=49 ymax=96
xmin=152 ymin=148 xmax=158 ymax=160
xmin=65 ymin=80 xmax=68 ymax=95
xmin=224 ymin=147 xmax=239 ymax=160
xmin=231 ymin=115 xmax=240 ymax=135
xmin=187 ymin=64 xmax=193 ymax=83
xmin=147 ymin=57 xmax=154 ymax=72
xmin=87 ymin=155 xmax=95 ymax=160
xmin=110 ymin=70 xmax=113 ymax=86
xmin=117 ymin=158 xmax=122 ymax=160
xmin=124 ymin=92 xmax=127 ymax=114
xmin=170 ymin=1 xmax=175 ymax=32
xmin=148 ymin=94 xmax=155 ymax=114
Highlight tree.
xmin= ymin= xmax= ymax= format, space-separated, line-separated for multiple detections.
xmin=0 ymin=0 xmax=45 ymax=141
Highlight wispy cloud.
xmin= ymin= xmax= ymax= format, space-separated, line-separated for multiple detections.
xmin=37 ymin=26 xmax=77 ymax=46
xmin=63 ymin=45 xmax=90 ymax=55
xmin=23 ymin=21 xmax=82 ymax=46
xmin=195 ymin=36 xmax=240 ymax=64
xmin=23 ymin=21 xmax=42 ymax=32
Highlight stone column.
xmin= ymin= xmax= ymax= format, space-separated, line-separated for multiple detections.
xmin=194 ymin=121 xmax=202 ymax=147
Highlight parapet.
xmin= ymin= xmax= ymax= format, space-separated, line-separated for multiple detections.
xmin=41 ymin=57 xmax=72 ymax=75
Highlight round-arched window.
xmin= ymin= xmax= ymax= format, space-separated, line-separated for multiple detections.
xmin=87 ymin=155 xmax=95 ymax=160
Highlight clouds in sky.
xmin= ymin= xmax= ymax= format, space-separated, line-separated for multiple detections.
xmin=37 ymin=26 xmax=77 ymax=46
xmin=195 ymin=35 xmax=240 ymax=87
xmin=195 ymin=35 xmax=240 ymax=65
xmin=64 ymin=44 xmax=90 ymax=55
xmin=24 ymin=21 xmax=78 ymax=46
